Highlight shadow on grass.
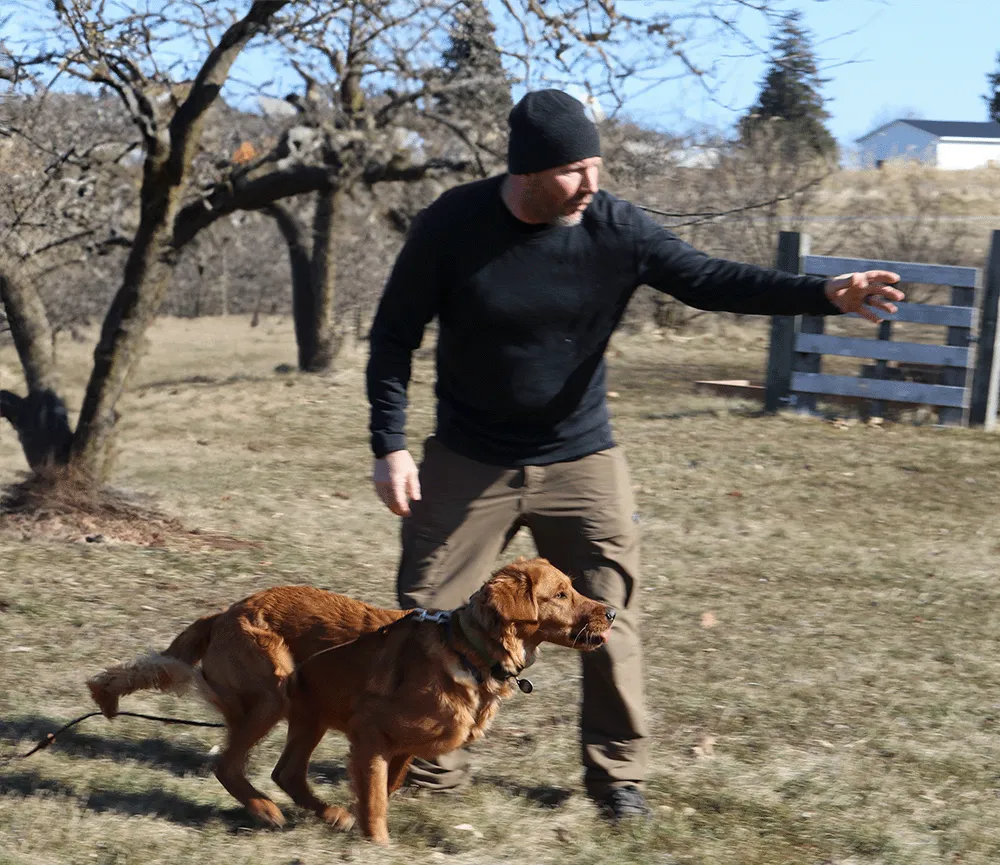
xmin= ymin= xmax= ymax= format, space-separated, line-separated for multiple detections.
xmin=85 ymin=787 xmax=261 ymax=831
xmin=1 ymin=716 xmax=358 ymax=831
xmin=0 ymin=769 xmax=77 ymax=798
xmin=474 ymin=775 xmax=573 ymax=808
xmin=310 ymin=760 xmax=349 ymax=786
xmin=0 ymin=768 xmax=259 ymax=831
xmin=0 ymin=714 xmax=215 ymax=777
xmin=134 ymin=372 xmax=275 ymax=393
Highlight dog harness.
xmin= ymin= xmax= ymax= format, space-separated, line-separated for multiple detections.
xmin=408 ymin=608 xmax=534 ymax=694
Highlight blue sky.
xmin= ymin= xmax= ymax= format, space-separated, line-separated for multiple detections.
xmin=4 ymin=0 xmax=997 ymax=151
xmin=627 ymin=0 xmax=1000 ymax=147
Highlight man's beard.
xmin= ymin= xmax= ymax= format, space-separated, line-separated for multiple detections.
xmin=548 ymin=197 xmax=590 ymax=226
xmin=522 ymin=181 xmax=590 ymax=226
xmin=552 ymin=209 xmax=585 ymax=227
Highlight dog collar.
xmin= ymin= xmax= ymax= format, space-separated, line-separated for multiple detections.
xmin=446 ymin=608 xmax=534 ymax=694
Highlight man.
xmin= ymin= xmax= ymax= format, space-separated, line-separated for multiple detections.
xmin=365 ymin=89 xmax=902 ymax=822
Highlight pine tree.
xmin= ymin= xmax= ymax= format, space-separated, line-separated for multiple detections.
xmin=985 ymin=52 xmax=1000 ymax=123
xmin=435 ymin=0 xmax=512 ymax=124
xmin=739 ymin=11 xmax=837 ymax=159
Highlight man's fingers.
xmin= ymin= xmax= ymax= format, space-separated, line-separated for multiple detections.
xmin=863 ymin=296 xmax=899 ymax=314
xmin=375 ymin=480 xmax=410 ymax=517
xmin=406 ymin=471 xmax=422 ymax=503
xmin=390 ymin=480 xmax=412 ymax=516
xmin=864 ymin=270 xmax=901 ymax=285
xmin=864 ymin=284 xmax=905 ymax=303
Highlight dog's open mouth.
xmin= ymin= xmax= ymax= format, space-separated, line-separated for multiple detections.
xmin=578 ymin=629 xmax=611 ymax=648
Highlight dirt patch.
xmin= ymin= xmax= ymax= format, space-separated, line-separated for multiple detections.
xmin=0 ymin=470 xmax=261 ymax=551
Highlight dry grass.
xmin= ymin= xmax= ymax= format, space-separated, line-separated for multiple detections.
xmin=3 ymin=315 xmax=1000 ymax=864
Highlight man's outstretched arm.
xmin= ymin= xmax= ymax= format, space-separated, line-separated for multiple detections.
xmin=632 ymin=207 xmax=902 ymax=318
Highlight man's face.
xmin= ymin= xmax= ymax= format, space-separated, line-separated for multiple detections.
xmin=523 ymin=156 xmax=601 ymax=226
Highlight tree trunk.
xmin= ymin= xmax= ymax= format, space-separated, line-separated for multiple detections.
xmin=267 ymin=188 xmax=342 ymax=373
xmin=266 ymin=202 xmax=315 ymax=367
xmin=0 ymin=258 xmax=58 ymax=393
xmin=65 ymin=1 xmax=290 ymax=484
xmin=0 ymin=259 xmax=73 ymax=469
xmin=302 ymin=185 xmax=341 ymax=372
xmin=68 ymin=163 xmax=180 ymax=482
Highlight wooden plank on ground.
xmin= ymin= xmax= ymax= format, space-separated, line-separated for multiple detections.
xmin=844 ymin=302 xmax=975 ymax=327
xmin=803 ymin=255 xmax=979 ymax=287
xmin=794 ymin=333 xmax=971 ymax=367
xmin=790 ymin=372 xmax=966 ymax=408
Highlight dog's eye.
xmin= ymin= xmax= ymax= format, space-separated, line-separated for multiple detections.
xmin=553 ymin=591 xmax=567 ymax=600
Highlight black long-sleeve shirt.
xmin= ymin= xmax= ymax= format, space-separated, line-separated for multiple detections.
xmin=367 ymin=175 xmax=837 ymax=466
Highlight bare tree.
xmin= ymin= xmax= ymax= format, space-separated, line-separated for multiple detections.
xmin=0 ymin=0 xmax=804 ymax=497
xmin=1 ymin=0 xmax=291 ymax=483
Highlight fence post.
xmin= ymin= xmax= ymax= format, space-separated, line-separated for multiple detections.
xmin=940 ymin=283 xmax=976 ymax=426
xmin=764 ymin=231 xmax=808 ymax=413
xmin=969 ymin=230 xmax=1000 ymax=429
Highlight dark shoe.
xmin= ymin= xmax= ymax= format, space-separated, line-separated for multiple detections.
xmin=596 ymin=784 xmax=652 ymax=823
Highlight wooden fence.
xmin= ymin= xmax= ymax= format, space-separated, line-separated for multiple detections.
xmin=764 ymin=230 xmax=1000 ymax=429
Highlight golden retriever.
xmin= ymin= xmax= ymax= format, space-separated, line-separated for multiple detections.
xmin=87 ymin=557 xmax=615 ymax=844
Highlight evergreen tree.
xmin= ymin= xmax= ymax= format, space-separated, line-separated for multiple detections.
xmin=435 ymin=0 xmax=512 ymax=124
xmin=985 ymin=52 xmax=1000 ymax=123
xmin=739 ymin=11 xmax=837 ymax=158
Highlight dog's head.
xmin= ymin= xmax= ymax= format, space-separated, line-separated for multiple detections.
xmin=468 ymin=557 xmax=615 ymax=671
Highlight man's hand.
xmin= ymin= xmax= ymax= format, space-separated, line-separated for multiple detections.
xmin=373 ymin=449 xmax=421 ymax=517
xmin=825 ymin=271 xmax=905 ymax=323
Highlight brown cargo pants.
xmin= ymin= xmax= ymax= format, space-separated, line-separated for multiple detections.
xmin=396 ymin=436 xmax=649 ymax=798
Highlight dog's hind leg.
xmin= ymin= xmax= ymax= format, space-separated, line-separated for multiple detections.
xmin=203 ymin=616 xmax=293 ymax=827
xmin=272 ymin=709 xmax=353 ymax=831
xmin=214 ymin=692 xmax=287 ymax=827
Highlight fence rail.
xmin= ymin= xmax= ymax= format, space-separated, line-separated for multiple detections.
xmin=801 ymin=255 xmax=979 ymax=288
xmin=764 ymin=230 xmax=1000 ymax=429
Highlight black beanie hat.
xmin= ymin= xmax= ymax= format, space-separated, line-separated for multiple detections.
xmin=507 ymin=89 xmax=601 ymax=175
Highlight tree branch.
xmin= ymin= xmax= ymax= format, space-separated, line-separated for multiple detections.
xmin=172 ymin=163 xmax=332 ymax=250
xmin=636 ymin=169 xmax=832 ymax=227
xmin=168 ymin=1 xmax=292 ymax=177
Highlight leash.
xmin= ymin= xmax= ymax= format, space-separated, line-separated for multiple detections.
xmin=3 ymin=710 xmax=225 ymax=763
xmin=6 ymin=606 xmax=533 ymax=763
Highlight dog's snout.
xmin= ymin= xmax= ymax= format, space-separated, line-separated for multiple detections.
xmin=605 ymin=608 xmax=616 ymax=624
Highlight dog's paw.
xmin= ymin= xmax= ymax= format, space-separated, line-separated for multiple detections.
xmin=319 ymin=805 xmax=354 ymax=832
xmin=247 ymin=797 xmax=286 ymax=828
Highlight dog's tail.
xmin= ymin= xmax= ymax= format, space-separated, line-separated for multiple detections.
xmin=87 ymin=613 xmax=222 ymax=718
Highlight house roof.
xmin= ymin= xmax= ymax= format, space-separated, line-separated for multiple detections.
xmin=858 ymin=119 xmax=1000 ymax=142
xmin=903 ymin=120 xmax=1000 ymax=139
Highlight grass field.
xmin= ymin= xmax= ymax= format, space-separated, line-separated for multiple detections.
xmin=3 ymin=315 xmax=1000 ymax=865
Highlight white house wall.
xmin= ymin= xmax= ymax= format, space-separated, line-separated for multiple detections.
xmin=856 ymin=121 xmax=937 ymax=167
xmin=936 ymin=140 xmax=1000 ymax=170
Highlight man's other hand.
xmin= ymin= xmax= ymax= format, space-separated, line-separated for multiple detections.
xmin=373 ymin=450 xmax=421 ymax=517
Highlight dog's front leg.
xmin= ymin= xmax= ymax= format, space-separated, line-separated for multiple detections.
xmin=348 ymin=740 xmax=391 ymax=845
xmin=387 ymin=754 xmax=414 ymax=795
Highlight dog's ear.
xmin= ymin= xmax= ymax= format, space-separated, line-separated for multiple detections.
xmin=475 ymin=571 xmax=539 ymax=630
